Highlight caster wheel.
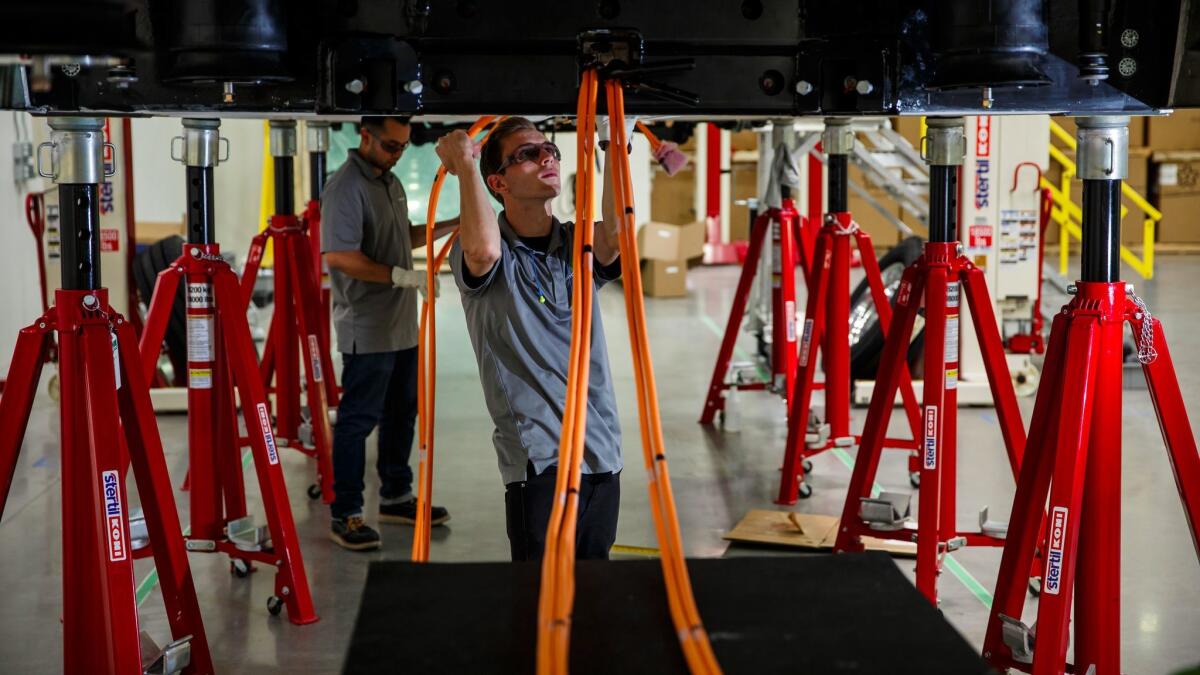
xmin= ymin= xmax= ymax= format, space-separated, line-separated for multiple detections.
xmin=798 ymin=483 xmax=814 ymax=499
xmin=307 ymin=483 xmax=322 ymax=500
xmin=267 ymin=596 xmax=284 ymax=616
xmin=909 ymin=471 xmax=921 ymax=489
xmin=1028 ymin=576 xmax=1042 ymax=597
xmin=802 ymin=459 xmax=813 ymax=474
xmin=231 ymin=559 xmax=251 ymax=578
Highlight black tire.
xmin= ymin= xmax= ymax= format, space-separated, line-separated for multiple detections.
xmin=849 ymin=236 xmax=926 ymax=381
xmin=133 ymin=236 xmax=187 ymax=386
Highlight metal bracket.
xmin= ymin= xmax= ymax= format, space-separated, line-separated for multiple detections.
xmin=998 ymin=614 xmax=1035 ymax=664
xmin=979 ymin=505 xmax=1009 ymax=538
xmin=140 ymin=632 xmax=193 ymax=675
xmin=226 ymin=515 xmax=271 ymax=552
xmin=128 ymin=508 xmax=150 ymax=551
xmin=859 ymin=490 xmax=912 ymax=531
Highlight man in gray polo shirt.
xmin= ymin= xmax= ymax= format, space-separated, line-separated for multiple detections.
xmin=436 ymin=116 xmax=624 ymax=561
xmin=321 ymin=115 xmax=455 ymax=551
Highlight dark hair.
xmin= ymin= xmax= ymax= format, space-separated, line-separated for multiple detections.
xmin=358 ymin=115 xmax=412 ymax=134
xmin=479 ymin=116 xmax=539 ymax=201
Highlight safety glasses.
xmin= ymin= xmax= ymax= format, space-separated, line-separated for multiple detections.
xmin=496 ymin=141 xmax=561 ymax=173
xmin=367 ymin=128 xmax=409 ymax=155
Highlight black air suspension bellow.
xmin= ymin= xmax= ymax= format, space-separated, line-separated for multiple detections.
xmin=927 ymin=0 xmax=1052 ymax=90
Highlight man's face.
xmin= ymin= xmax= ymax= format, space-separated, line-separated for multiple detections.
xmin=360 ymin=119 xmax=411 ymax=172
xmin=487 ymin=128 xmax=561 ymax=203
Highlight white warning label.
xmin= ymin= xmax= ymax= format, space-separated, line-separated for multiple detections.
xmin=187 ymin=282 xmax=213 ymax=309
xmin=189 ymin=367 xmax=213 ymax=389
xmin=945 ymin=315 xmax=959 ymax=363
xmin=799 ymin=319 xmax=815 ymax=367
xmin=307 ymin=335 xmax=323 ymax=382
xmin=187 ymin=316 xmax=215 ymax=362
xmin=785 ymin=301 xmax=797 ymax=342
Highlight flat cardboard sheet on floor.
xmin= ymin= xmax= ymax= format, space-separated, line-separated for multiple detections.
xmin=725 ymin=509 xmax=918 ymax=557
xmin=345 ymin=554 xmax=990 ymax=674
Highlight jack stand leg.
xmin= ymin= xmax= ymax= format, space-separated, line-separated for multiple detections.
xmin=1030 ymin=316 xmax=1102 ymax=675
xmin=833 ymin=265 xmax=926 ymax=552
xmin=273 ymin=236 xmax=301 ymax=441
xmin=825 ymin=226 xmax=851 ymax=442
xmin=0 ymin=322 xmax=51 ymax=511
xmin=917 ymin=264 xmax=949 ymax=603
xmin=776 ymin=229 xmax=831 ymax=504
xmin=293 ymin=229 xmax=340 ymax=407
xmin=700 ymin=213 xmax=770 ymax=424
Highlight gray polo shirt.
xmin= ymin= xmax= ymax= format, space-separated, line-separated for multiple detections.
xmin=320 ymin=150 xmax=418 ymax=354
xmin=449 ymin=213 xmax=623 ymax=485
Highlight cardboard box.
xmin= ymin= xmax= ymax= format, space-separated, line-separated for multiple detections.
xmin=1147 ymin=111 xmax=1200 ymax=151
xmin=1155 ymin=192 xmax=1200 ymax=243
xmin=1152 ymin=151 xmax=1200 ymax=195
xmin=637 ymin=221 xmax=705 ymax=261
xmin=650 ymin=167 xmax=697 ymax=225
xmin=641 ymin=259 xmax=687 ymax=297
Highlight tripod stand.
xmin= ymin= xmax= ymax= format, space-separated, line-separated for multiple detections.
xmin=0 ymin=117 xmax=212 ymax=674
xmin=776 ymin=118 xmax=923 ymax=503
xmin=831 ymin=117 xmax=1028 ymax=604
xmin=239 ymin=120 xmax=336 ymax=502
xmin=983 ymin=116 xmax=1200 ymax=675
xmin=139 ymin=118 xmax=317 ymax=624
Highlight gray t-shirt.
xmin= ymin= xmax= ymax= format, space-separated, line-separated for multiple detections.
xmin=449 ymin=213 xmax=623 ymax=485
xmin=320 ymin=150 xmax=418 ymax=354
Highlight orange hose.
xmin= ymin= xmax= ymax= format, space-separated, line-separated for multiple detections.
xmin=412 ymin=115 xmax=498 ymax=562
xmin=635 ymin=120 xmax=663 ymax=152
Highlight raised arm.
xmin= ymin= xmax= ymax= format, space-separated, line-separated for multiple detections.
xmin=435 ymin=130 xmax=500 ymax=277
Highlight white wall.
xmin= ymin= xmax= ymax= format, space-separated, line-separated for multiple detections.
xmin=130 ymin=117 xmax=266 ymax=260
xmin=0 ymin=113 xmax=51 ymax=376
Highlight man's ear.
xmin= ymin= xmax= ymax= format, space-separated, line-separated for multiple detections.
xmin=486 ymin=173 xmax=506 ymax=197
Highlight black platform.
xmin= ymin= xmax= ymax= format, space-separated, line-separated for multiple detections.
xmin=345 ymin=552 xmax=993 ymax=674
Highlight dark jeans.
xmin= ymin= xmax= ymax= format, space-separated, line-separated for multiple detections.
xmin=331 ymin=348 xmax=417 ymax=520
xmin=504 ymin=462 xmax=620 ymax=562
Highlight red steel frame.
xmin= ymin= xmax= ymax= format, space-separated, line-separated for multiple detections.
xmin=776 ymin=211 xmax=924 ymax=504
xmin=240 ymin=213 xmax=337 ymax=501
xmin=983 ymin=281 xmax=1200 ymax=675
xmin=699 ymin=198 xmax=812 ymax=423
xmin=139 ymin=243 xmax=319 ymax=625
xmin=832 ymin=241 xmax=1028 ymax=603
xmin=0 ymin=288 xmax=214 ymax=674
xmin=302 ymin=198 xmax=334 ymax=350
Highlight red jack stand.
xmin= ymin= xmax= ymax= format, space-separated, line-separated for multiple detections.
xmin=700 ymin=197 xmax=810 ymax=424
xmin=140 ymin=119 xmax=318 ymax=625
xmin=833 ymin=118 xmax=1028 ymax=604
xmin=0 ymin=117 xmax=212 ymax=674
xmin=240 ymin=120 xmax=336 ymax=502
xmin=983 ymin=117 xmax=1200 ymax=675
xmin=777 ymin=119 xmax=922 ymax=503
xmin=302 ymin=121 xmax=334 ymax=352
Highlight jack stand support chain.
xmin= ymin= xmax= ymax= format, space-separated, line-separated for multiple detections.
xmin=138 ymin=118 xmax=318 ymax=625
xmin=831 ymin=116 xmax=1029 ymax=605
xmin=0 ymin=116 xmax=214 ymax=674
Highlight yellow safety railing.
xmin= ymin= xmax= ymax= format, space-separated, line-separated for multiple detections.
xmin=1043 ymin=120 xmax=1161 ymax=279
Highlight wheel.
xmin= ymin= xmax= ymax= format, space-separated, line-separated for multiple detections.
xmin=798 ymin=483 xmax=814 ymax=499
xmin=909 ymin=471 xmax=921 ymax=488
xmin=848 ymin=236 xmax=926 ymax=380
xmin=267 ymin=596 xmax=284 ymax=616
xmin=307 ymin=483 xmax=322 ymax=500
xmin=133 ymin=236 xmax=188 ymax=386
xmin=231 ymin=558 xmax=251 ymax=578
xmin=1028 ymin=576 xmax=1042 ymax=597
xmin=802 ymin=459 xmax=814 ymax=474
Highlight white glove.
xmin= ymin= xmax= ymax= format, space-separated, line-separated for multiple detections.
xmin=596 ymin=115 xmax=637 ymax=150
xmin=391 ymin=266 xmax=440 ymax=300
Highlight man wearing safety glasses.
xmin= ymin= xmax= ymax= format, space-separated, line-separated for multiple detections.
xmin=321 ymin=116 xmax=456 ymax=551
xmin=436 ymin=116 xmax=624 ymax=561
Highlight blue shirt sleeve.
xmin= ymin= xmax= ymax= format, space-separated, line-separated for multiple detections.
xmin=450 ymin=239 xmax=504 ymax=296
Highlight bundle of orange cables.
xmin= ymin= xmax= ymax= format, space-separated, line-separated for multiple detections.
xmin=535 ymin=72 xmax=722 ymax=675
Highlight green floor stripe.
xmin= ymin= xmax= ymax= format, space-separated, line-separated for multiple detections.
xmin=135 ymin=448 xmax=255 ymax=608
xmin=943 ymin=553 xmax=994 ymax=608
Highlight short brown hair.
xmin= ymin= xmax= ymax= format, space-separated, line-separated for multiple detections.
xmin=479 ymin=116 xmax=539 ymax=201
xmin=358 ymin=115 xmax=412 ymax=134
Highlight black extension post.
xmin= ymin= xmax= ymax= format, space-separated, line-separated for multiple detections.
xmin=52 ymin=118 xmax=108 ymax=290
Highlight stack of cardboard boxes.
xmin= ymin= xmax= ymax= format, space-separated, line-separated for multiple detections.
xmin=1148 ymin=111 xmax=1200 ymax=245
xmin=635 ymin=221 xmax=706 ymax=297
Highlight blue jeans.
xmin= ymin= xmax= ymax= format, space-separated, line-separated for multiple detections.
xmin=331 ymin=348 xmax=417 ymax=520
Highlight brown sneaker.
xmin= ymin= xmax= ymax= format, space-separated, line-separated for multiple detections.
xmin=379 ymin=498 xmax=451 ymax=526
xmin=330 ymin=516 xmax=382 ymax=551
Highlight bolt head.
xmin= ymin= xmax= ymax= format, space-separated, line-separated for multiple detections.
xmin=405 ymin=79 xmax=424 ymax=95
xmin=82 ymin=294 xmax=98 ymax=307
xmin=1067 ymin=283 xmax=1078 ymax=295
xmin=855 ymin=79 xmax=874 ymax=95
xmin=345 ymin=79 xmax=365 ymax=95
xmin=190 ymin=247 xmax=200 ymax=257
xmin=281 ymin=586 xmax=291 ymax=596
xmin=795 ymin=80 xmax=814 ymax=96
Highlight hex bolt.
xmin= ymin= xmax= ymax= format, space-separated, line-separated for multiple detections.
xmin=795 ymin=80 xmax=814 ymax=96
xmin=855 ymin=79 xmax=874 ymax=95
xmin=345 ymin=79 xmax=365 ymax=95
xmin=405 ymin=80 xmax=424 ymax=95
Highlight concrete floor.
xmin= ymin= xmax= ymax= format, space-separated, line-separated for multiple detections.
xmin=2 ymin=256 xmax=1199 ymax=673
